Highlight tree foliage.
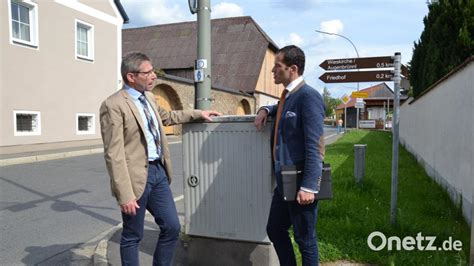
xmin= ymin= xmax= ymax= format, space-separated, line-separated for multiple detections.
xmin=409 ymin=0 xmax=473 ymax=98
xmin=322 ymin=87 xmax=342 ymax=118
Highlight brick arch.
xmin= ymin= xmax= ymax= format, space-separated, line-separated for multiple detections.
xmin=236 ymin=99 xmax=251 ymax=115
xmin=153 ymin=84 xmax=183 ymax=135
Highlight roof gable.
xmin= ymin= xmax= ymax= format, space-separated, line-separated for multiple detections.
xmin=123 ymin=16 xmax=277 ymax=93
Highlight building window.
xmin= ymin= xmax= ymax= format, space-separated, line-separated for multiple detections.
xmin=9 ymin=0 xmax=38 ymax=47
xmin=75 ymin=20 xmax=94 ymax=61
xmin=13 ymin=111 xmax=41 ymax=136
xmin=76 ymin=113 xmax=95 ymax=134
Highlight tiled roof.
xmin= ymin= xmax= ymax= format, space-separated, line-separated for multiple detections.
xmin=123 ymin=16 xmax=278 ymax=93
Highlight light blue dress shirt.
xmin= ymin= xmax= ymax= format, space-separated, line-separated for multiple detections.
xmin=125 ymin=85 xmax=161 ymax=161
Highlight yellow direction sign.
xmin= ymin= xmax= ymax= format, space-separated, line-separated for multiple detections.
xmin=341 ymin=94 xmax=350 ymax=104
xmin=351 ymin=91 xmax=369 ymax=99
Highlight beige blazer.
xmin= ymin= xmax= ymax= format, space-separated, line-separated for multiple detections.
xmin=100 ymin=88 xmax=202 ymax=205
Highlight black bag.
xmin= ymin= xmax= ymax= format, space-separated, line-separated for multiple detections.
xmin=281 ymin=163 xmax=333 ymax=201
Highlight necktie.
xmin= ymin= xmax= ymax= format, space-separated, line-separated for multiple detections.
xmin=138 ymin=95 xmax=161 ymax=156
xmin=273 ymin=89 xmax=288 ymax=161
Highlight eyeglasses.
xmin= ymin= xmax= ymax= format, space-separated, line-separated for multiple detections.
xmin=132 ymin=69 xmax=155 ymax=77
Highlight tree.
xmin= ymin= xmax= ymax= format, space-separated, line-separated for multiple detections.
xmin=322 ymin=87 xmax=333 ymax=118
xmin=322 ymin=87 xmax=342 ymax=118
xmin=409 ymin=0 xmax=473 ymax=98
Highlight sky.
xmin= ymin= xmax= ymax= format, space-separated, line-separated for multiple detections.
xmin=120 ymin=0 xmax=429 ymax=98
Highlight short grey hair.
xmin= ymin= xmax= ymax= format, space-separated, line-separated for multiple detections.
xmin=121 ymin=52 xmax=152 ymax=85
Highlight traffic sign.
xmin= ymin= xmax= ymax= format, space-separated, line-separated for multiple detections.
xmin=355 ymin=98 xmax=365 ymax=108
xmin=352 ymin=92 xmax=369 ymax=98
xmin=319 ymin=70 xmax=394 ymax=83
xmin=319 ymin=56 xmax=394 ymax=71
xmin=341 ymin=94 xmax=350 ymax=104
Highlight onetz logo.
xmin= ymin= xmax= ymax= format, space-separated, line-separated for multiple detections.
xmin=367 ymin=231 xmax=463 ymax=251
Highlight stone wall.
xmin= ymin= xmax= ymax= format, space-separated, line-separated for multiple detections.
xmin=154 ymin=76 xmax=255 ymax=135
xmin=155 ymin=77 xmax=255 ymax=114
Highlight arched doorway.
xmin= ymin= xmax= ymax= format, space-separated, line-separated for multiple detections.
xmin=153 ymin=84 xmax=183 ymax=135
xmin=236 ymin=99 xmax=251 ymax=115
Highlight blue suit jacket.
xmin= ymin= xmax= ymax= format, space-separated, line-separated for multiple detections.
xmin=266 ymin=82 xmax=326 ymax=193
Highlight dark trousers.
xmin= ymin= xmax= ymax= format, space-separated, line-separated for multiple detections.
xmin=120 ymin=162 xmax=180 ymax=266
xmin=266 ymin=189 xmax=319 ymax=266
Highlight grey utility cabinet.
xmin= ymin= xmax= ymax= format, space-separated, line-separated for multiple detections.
xmin=183 ymin=115 xmax=274 ymax=243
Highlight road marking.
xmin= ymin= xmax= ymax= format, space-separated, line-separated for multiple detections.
xmin=324 ymin=133 xmax=338 ymax=139
xmin=174 ymin=195 xmax=184 ymax=202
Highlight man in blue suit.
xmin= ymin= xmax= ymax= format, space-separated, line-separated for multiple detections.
xmin=255 ymin=45 xmax=325 ymax=266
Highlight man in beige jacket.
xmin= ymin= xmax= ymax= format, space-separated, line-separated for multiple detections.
xmin=100 ymin=52 xmax=220 ymax=266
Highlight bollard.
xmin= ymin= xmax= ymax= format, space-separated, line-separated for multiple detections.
xmin=354 ymin=144 xmax=367 ymax=183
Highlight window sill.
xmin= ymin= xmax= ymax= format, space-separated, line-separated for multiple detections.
xmin=76 ymin=131 xmax=96 ymax=135
xmin=76 ymin=55 xmax=94 ymax=62
xmin=14 ymin=131 xmax=41 ymax=136
xmin=12 ymin=39 xmax=38 ymax=49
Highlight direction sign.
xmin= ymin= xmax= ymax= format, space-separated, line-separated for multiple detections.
xmin=352 ymin=92 xmax=369 ymax=98
xmin=319 ymin=70 xmax=394 ymax=83
xmin=319 ymin=56 xmax=394 ymax=71
xmin=341 ymin=94 xmax=350 ymax=104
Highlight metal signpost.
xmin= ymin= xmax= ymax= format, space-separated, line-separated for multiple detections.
xmin=320 ymin=54 xmax=402 ymax=226
xmin=390 ymin=53 xmax=401 ymax=226
xmin=341 ymin=94 xmax=350 ymax=132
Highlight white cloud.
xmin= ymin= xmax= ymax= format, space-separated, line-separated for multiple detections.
xmin=318 ymin=19 xmax=344 ymax=38
xmin=289 ymin=33 xmax=304 ymax=46
xmin=277 ymin=32 xmax=305 ymax=47
xmin=271 ymin=0 xmax=319 ymax=10
xmin=121 ymin=0 xmax=192 ymax=28
xmin=212 ymin=2 xmax=244 ymax=19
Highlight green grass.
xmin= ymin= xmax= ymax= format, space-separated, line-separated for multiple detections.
xmin=291 ymin=130 xmax=470 ymax=265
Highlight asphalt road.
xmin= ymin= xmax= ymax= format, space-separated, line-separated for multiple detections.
xmin=0 ymin=127 xmax=339 ymax=265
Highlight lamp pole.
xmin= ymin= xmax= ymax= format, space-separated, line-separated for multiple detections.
xmin=315 ymin=30 xmax=360 ymax=129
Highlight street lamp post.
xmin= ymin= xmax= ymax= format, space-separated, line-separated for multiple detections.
xmin=315 ymin=30 xmax=360 ymax=129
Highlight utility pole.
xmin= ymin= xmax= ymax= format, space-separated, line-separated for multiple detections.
xmin=189 ymin=0 xmax=212 ymax=110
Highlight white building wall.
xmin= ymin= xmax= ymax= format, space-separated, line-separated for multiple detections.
xmin=0 ymin=0 xmax=122 ymax=147
xmin=399 ymin=60 xmax=473 ymax=225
